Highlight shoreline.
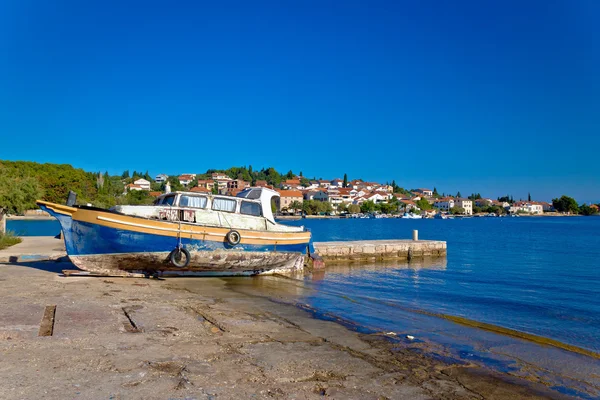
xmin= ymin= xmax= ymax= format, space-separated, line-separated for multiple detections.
xmin=0 ymin=259 xmax=578 ymax=399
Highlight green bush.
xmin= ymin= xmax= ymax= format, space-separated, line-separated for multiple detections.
xmin=0 ymin=230 xmax=21 ymax=250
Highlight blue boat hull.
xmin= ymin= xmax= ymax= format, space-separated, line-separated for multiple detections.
xmin=39 ymin=204 xmax=308 ymax=276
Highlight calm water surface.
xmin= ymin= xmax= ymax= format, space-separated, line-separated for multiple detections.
xmin=285 ymin=217 xmax=600 ymax=354
xmin=7 ymin=219 xmax=61 ymax=236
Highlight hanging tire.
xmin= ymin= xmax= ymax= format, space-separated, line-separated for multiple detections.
xmin=169 ymin=247 xmax=190 ymax=268
xmin=225 ymin=230 xmax=241 ymax=246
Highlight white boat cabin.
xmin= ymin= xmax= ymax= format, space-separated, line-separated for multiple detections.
xmin=111 ymin=187 xmax=304 ymax=233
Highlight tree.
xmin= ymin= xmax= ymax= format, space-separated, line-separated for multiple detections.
xmin=343 ymin=173 xmax=348 ymax=188
xmin=579 ymin=204 xmax=598 ymax=216
xmin=120 ymin=189 xmax=154 ymax=205
xmin=348 ymin=204 xmax=361 ymax=214
xmin=289 ymin=200 xmax=303 ymax=214
xmin=336 ymin=203 xmax=348 ymax=214
xmin=380 ymin=202 xmax=396 ymax=214
xmin=528 ymin=192 xmax=531 ymax=202
xmin=0 ymin=173 xmax=44 ymax=216
xmin=321 ymin=201 xmax=333 ymax=214
xmin=121 ymin=170 xmax=130 ymax=179
xmin=552 ymin=195 xmax=578 ymax=214
xmin=415 ymin=198 xmax=431 ymax=210
xmin=450 ymin=206 xmax=465 ymax=215
xmin=433 ymin=187 xmax=439 ymax=196
xmin=360 ymin=200 xmax=376 ymax=213
xmin=456 ymin=191 xmax=462 ymax=198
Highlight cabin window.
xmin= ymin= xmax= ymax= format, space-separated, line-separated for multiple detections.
xmin=179 ymin=195 xmax=207 ymax=209
xmin=162 ymin=195 xmax=176 ymax=206
xmin=240 ymin=201 xmax=262 ymax=217
xmin=212 ymin=197 xmax=237 ymax=213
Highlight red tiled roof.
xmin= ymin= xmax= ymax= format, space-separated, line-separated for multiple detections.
xmin=277 ymin=190 xmax=303 ymax=198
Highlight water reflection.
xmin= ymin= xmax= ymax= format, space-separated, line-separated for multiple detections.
xmin=310 ymin=258 xmax=447 ymax=281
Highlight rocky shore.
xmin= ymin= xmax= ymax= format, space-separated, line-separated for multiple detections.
xmin=0 ymin=257 xmax=571 ymax=399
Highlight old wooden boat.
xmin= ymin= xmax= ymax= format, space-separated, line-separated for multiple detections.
xmin=37 ymin=188 xmax=311 ymax=276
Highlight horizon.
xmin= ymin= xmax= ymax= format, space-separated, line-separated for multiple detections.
xmin=1 ymin=1 xmax=598 ymax=203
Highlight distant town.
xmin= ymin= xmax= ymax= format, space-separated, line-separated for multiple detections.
xmin=124 ymin=171 xmax=596 ymax=217
xmin=0 ymin=161 xmax=597 ymax=219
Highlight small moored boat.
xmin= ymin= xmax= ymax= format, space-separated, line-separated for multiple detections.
xmin=37 ymin=188 xmax=311 ymax=277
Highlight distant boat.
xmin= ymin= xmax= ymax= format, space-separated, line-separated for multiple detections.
xmin=37 ymin=188 xmax=311 ymax=277
xmin=402 ymin=212 xmax=422 ymax=219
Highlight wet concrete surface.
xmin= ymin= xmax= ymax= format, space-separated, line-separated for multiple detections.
xmin=0 ymin=260 xmax=574 ymax=399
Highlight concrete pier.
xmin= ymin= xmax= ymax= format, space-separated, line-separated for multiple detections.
xmin=0 ymin=236 xmax=66 ymax=263
xmin=313 ymin=239 xmax=446 ymax=262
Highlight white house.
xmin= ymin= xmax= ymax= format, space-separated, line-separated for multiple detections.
xmin=306 ymin=181 xmax=320 ymax=190
xmin=400 ymin=200 xmax=420 ymax=212
xmin=364 ymin=192 xmax=387 ymax=204
xmin=330 ymin=178 xmax=344 ymax=188
xmin=434 ymin=198 xmax=455 ymax=211
xmin=415 ymin=188 xmax=433 ymax=197
xmin=133 ymin=178 xmax=151 ymax=191
xmin=124 ymin=183 xmax=143 ymax=194
xmin=454 ymin=199 xmax=473 ymax=215
xmin=154 ymin=174 xmax=168 ymax=183
xmin=328 ymin=192 xmax=343 ymax=207
xmin=510 ymin=202 xmax=543 ymax=215
xmin=178 ymin=174 xmax=196 ymax=186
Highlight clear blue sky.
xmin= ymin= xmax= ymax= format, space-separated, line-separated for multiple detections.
xmin=1 ymin=1 xmax=598 ymax=202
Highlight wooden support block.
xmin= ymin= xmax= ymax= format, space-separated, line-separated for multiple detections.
xmin=38 ymin=305 xmax=56 ymax=337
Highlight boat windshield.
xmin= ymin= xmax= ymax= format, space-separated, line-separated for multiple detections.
xmin=236 ymin=188 xmax=262 ymax=200
xmin=162 ymin=195 xmax=176 ymax=206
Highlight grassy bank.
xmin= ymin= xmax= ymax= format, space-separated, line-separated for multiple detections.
xmin=0 ymin=231 xmax=21 ymax=250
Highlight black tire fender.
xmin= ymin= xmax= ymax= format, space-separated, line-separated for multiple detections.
xmin=169 ymin=247 xmax=191 ymax=268
xmin=225 ymin=230 xmax=241 ymax=246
